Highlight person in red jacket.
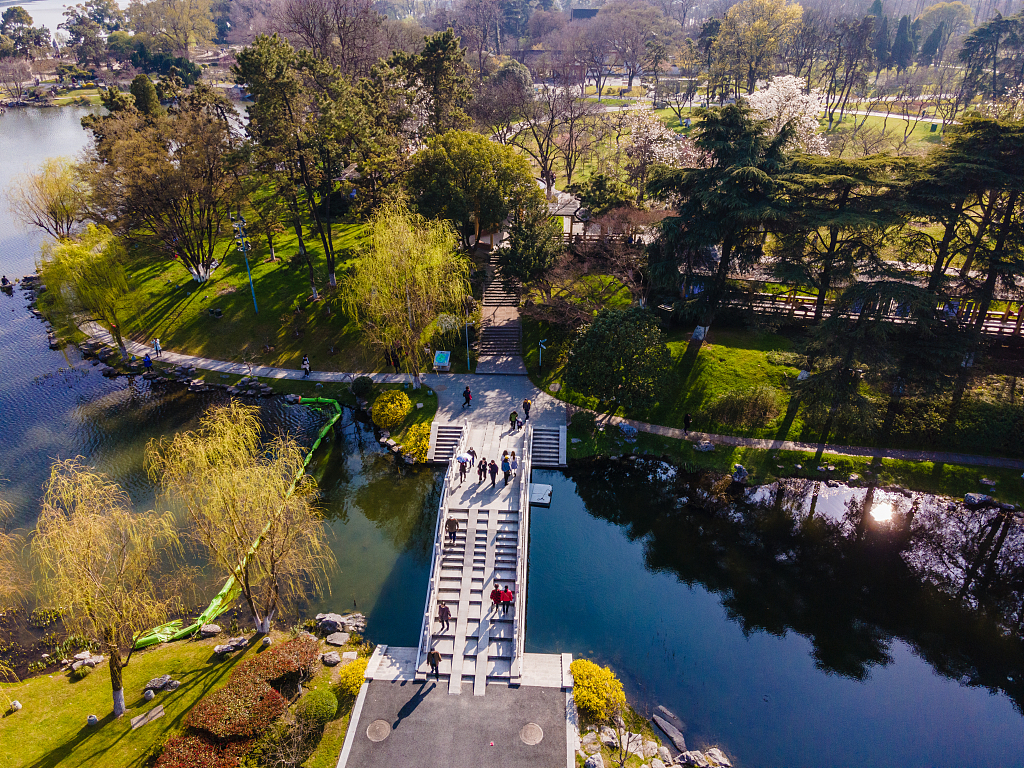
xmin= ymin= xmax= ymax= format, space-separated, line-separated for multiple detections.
xmin=500 ymin=586 xmax=514 ymax=615
xmin=489 ymin=584 xmax=502 ymax=612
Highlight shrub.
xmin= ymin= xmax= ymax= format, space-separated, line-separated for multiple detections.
xmin=766 ymin=350 xmax=806 ymax=369
xmin=336 ymin=657 xmax=368 ymax=698
xmin=351 ymin=376 xmax=374 ymax=399
xmin=372 ymin=390 xmax=412 ymax=430
xmin=570 ymin=411 xmax=597 ymax=435
xmin=71 ymin=664 xmax=92 ymax=680
xmin=232 ymin=635 xmax=319 ymax=692
xmin=185 ymin=677 xmax=287 ymax=740
xmin=402 ymin=422 xmax=431 ymax=463
xmin=570 ymin=658 xmax=625 ymax=723
xmin=706 ymin=385 xmax=782 ymax=427
xmin=156 ymin=733 xmax=251 ymax=768
xmin=296 ymin=687 xmax=338 ymax=730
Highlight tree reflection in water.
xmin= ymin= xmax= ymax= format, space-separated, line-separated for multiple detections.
xmin=567 ymin=456 xmax=1024 ymax=712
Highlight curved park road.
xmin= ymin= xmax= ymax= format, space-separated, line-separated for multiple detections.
xmin=81 ymin=321 xmax=1024 ymax=471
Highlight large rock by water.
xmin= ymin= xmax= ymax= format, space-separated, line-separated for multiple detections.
xmin=325 ymin=632 xmax=350 ymax=646
xmin=652 ymin=714 xmax=687 ymax=753
xmin=705 ymin=747 xmax=732 ymax=767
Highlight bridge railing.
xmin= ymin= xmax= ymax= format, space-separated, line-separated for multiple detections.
xmin=415 ymin=430 xmax=467 ymax=677
xmin=510 ymin=423 xmax=533 ymax=683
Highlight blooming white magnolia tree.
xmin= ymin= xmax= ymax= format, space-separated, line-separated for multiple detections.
xmin=747 ymin=75 xmax=828 ymax=156
xmin=624 ymin=110 xmax=705 ymax=200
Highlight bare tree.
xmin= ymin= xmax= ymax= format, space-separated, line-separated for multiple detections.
xmin=275 ymin=0 xmax=391 ymax=78
xmin=0 ymin=58 xmax=32 ymax=101
xmin=511 ymin=84 xmax=566 ymax=196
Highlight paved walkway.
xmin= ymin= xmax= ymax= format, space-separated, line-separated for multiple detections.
xmin=79 ymin=322 xmax=1024 ymax=470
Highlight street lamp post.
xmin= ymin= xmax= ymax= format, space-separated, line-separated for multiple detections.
xmin=465 ymin=318 xmax=474 ymax=373
xmin=538 ymin=338 xmax=547 ymax=371
xmin=231 ymin=214 xmax=258 ymax=315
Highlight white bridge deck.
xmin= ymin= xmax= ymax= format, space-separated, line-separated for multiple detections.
xmin=415 ymin=423 xmax=534 ymax=694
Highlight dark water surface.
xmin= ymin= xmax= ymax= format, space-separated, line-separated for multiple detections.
xmin=2 ymin=107 xmax=1023 ymax=768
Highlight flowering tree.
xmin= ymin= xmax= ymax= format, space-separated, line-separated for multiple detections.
xmin=624 ymin=111 xmax=705 ymax=201
xmin=747 ymin=75 xmax=828 ymax=155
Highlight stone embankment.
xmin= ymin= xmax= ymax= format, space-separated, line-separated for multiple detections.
xmin=578 ymin=705 xmax=733 ymax=768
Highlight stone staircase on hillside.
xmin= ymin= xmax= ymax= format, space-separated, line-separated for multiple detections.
xmin=476 ymin=320 xmax=522 ymax=357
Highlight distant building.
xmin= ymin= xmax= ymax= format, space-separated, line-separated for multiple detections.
xmin=570 ymin=9 xmax=599 ymax=21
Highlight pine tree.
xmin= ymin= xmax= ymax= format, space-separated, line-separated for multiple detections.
xmin=890 ymin=15 xmax=914 ymax=72
xmin=872 ymin=15 xmax=890 ymax=70
xmin=867 ymin=0 xmax=883 ymax=18
xmin=129 ymin=74 xmax=161 ymax=116
xmin=918 ymin=20 xmax=944 ymax=67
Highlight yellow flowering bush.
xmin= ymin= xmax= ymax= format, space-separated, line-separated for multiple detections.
xmin=336 ymin=657 xmax=369 ymax=698
xmin=372 ymin=390 xmax=412 ymax=430
xmin=570 ymin=658 xmax=625 ymax=722
xmin=402 ymin=422 xmax=431 ymax=463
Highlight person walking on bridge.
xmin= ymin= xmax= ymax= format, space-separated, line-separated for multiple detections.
xmin=523 ymin=398 xmax=531 ymax=420
xmin=427 ymin=648 xmax=442 ymax=680
xmin=438 ymin=602 xmax=452 ymax=634
xmin=501 ymin=455 xmax=511 ymax=486
xmin=488 ymin=460 xmax=498 ymax=487
xmin=477 ymin=456 xmax=487 ymax=483
xmin=462 ymin=386 xmax=472 ymax=408
xmin=490 ymin=584 xmax=502 ymax=613
xmin=509 ymin=410 xmax=519 ymax=432
xmin=500 ymin=586 xmax=514 ymax=616
xmin=445 ymin=515 xmax=459 ymax=544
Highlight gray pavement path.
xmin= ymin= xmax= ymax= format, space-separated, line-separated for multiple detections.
xmin=79 ymin=322 xmax=1024 ymax=470
xmin=341 ymin=679 xmax=566 ymax=768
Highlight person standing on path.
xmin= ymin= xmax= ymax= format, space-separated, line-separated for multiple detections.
xmin=463 ymin=386 xmax=472 ymax=408
xmin=438 ymin=602 xmax=452 ymax=634
xmin=445 ymin=516 xmax=459 ymax=544
xmin=510 ymin=451 xmax=518 ymax=478
xmin=509 ymin=411 xmax=518 ymax=432
xmin=152 ymin=338 xmax=162 ymax=358
xmin=489 ymin=460 xmax=498 ymax=487
xmin=478 ymin=457 xmax=487 ymax=483
xmin=501 ymin=455 xmax=511 ymax=486
xmin=523 ymin=399 xmax=531 ymax=420
xmin=458 ymin=459 xmax=468 ymax=483
xmin=427 ymin=648 xmax=441 ymax=679
xmin=301 ymin=355 xmax=311 ymax=378
xmin=684 ymin=413 xmax=692 ymax=435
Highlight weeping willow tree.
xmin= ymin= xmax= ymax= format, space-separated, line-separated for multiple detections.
xmin=343 ymin=202 xmax=470 ymax=387
xmin=0 ymin=495 xmax=25 ymax=709
xmin=32 ymin=460 xmax=186 ymax=717
xmin=146 ymin=403 xmax=335 ymax=634
xmin=8 ymin=156 xmax=89 ymax=241
xmin=37 ymin=224 xmax=136 ymax=361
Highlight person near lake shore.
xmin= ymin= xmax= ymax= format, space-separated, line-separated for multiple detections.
xmin=523 ymin=398 xmax=531 ymax=420
xmin=1 ymin=276 xmax=9 ymax=287
xmin=501 ymin=455 xmax=511 ymax=486
xmin=510 ymin=451 xmax=518 ymax=478
xmin=478 ymin=457 xmax=487 ymax=482
xmin=684 ymin=413 xmax=692 ymax=434
xmin=445 ymin=515 xmax=458 ymax=544
xmin=489 ymin=460 xmax=498 ymax=487
xmin=509 ymin=411 xmax=518 ymax=432
xmin=490 ymin=584 xmax=502 ymax=612
xmin=152 ymin=338 xmax=161 ymax=358
xmin=301 ymin=355 xmax=311 ymax=378
xmin=427 ymin=648 xmax=441 ymax=679
xmin=143 ymin=353 xmax=152 ymax=370
xmin=463 ymin=386 xmax=472 ymax=408
xmin=438 ymin=602 xmax=451 ymax=633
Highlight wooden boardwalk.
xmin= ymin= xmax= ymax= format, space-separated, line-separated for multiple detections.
xmin=416 ymin=423 xmax=534 ymax=694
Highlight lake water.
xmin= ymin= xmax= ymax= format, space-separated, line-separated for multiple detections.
xmin=2 ymin=107 xmax=1023 ymax=768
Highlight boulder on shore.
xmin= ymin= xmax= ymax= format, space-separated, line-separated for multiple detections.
xmin=321 ymin=651 xmax=341 ymax=667
xmin=652 ymin=714 xmax=687 ymax=753
xmin=325 ymin=632 xmax=350 ymax=647
xmin=705 ymin=747 xmax=732 ymax=767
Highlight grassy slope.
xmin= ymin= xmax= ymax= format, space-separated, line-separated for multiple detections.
xmin=0 ymin=630 xmax=369 ymax=768
xmin=0 ymin=635 xmax=252 ymax=768
xmin=124 ymin=222 xmax=369 ymax=372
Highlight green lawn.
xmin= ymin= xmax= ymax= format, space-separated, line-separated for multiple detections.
xmin=0 ymin=635 xmax=254 ymax=768
xmin=123 ymin=221 xmax=376 ymax=372
xmin=0 ymin=629 xmax=368 ymax=768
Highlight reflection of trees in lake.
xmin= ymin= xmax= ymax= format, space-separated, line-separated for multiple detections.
xmin=567 ymin=457 xmax=1024 ymax=711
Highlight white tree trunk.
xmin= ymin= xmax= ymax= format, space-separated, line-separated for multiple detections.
xmin=328 ymin=272 xmax=337 ymax=288
xmin=112 ymin=687 xmax=125 ymax=718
